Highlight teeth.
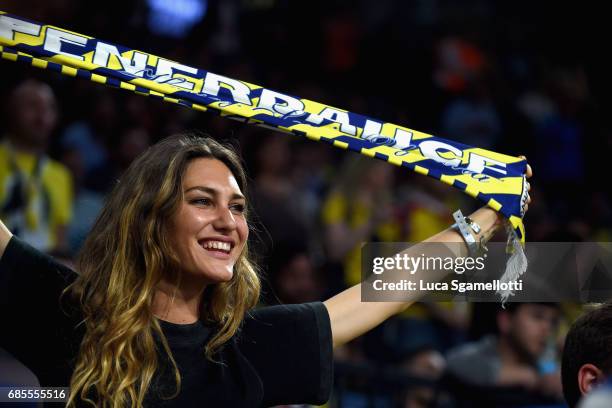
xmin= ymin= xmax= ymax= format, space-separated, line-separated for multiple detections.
xmin=203 ymin=241 xmax=231 ymax=252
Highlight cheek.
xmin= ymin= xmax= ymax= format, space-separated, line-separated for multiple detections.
xmin=168 ymin=210 xmax=198 ymax=251
xmin=174 ymin=207 xmax=206 ymax=234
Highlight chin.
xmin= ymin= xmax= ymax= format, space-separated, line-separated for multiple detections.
xmin=218 ymin=271 xmax=234 ymax=282
xmin=204 ymin=267 xmax=234 ymax=283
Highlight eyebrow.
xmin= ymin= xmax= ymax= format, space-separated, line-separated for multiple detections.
xmin=184 ymin=186 xmax=246 ymax=201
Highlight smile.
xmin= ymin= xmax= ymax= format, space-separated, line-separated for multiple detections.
xmin=202 ymin=240 xmax=231 ymax=253
xmin=202 ymin=241 xmax=232 ymax=253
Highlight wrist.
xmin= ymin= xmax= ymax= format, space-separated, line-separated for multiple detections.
xmin=452 ymin=206 xmax=504 ymax=257
xmin=452 ymin=210 xmax=486 ymax=257
xmin=469 ymin=207 xmax=503 ymax=242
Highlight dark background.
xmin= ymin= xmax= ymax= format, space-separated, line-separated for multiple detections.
xmin=1 ymin=1 xmax=610 ymax=407
xmin=2 ymin=0 xmax=610 ymax=243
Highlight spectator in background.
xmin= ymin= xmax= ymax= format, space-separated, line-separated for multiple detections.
xmin=321 ymin=156 xmax=398 ymax=288
xmin=0 ymin=79 xmax=72 ymax=407
xmin=60 ymin=88 xmax=115 ymax=180
xmin=434 ymin=37 xmax=488 ymax=95
xmin=248 ymin=133 xmax=310 ymax=259
xmin=534 ymin=67 xmax=588 ymax=184
xmin=268 ymin=244 xmax=325 ymax=305
xmin=390 ymin=176 xmax=469 ymax=355
xmin=401 ymin=347 xmax=446 ymax=408
xmin=447 ymin=303 xmax=563 ymax=401
xmin=288 ymin=139 xmax=334 ymax=227
xmin=86 ymin=126 xmax=151 ymax=193
xmin=440 ymin=75 xmax=502 ymax=149
xmin=533 ymin=67 xmax=591 ymax=222
xmin=562 ymin=302 xmax=612 ymax=408
xmin=61 ymin=126 xmax=151 ymax=255
xmin=0 ymin=79 xmax=72 ymax=253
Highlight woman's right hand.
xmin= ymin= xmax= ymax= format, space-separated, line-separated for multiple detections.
xmin=0 ymin=219 xmax=13 ymax=259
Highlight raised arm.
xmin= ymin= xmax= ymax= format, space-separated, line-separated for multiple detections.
xmin=323 ymin=207 xmax=501 ymax=348
xmin=324 ymin=161 xmax=532 ymax=349
xmin=0 ymin=219 xmax=13 ymax=260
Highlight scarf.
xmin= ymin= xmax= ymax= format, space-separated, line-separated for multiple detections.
xmin=0 ymin=11 xmax=529 ymax=301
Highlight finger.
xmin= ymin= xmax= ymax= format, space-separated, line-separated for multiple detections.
xmin=527 ymin=181 xmax=531 ymax=192
xmin=518 ymin=155 xmax=533 ymax=178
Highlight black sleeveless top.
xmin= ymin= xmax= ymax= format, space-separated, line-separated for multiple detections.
xmin=0 ymin=237 xmax=333 ymax=407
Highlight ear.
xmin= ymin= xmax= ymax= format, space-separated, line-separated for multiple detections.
xmin=578 ymin=363 xmax=604 ymax=396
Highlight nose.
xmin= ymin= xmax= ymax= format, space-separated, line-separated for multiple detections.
xmin=212 ymin=205 xmax=237 ymax=232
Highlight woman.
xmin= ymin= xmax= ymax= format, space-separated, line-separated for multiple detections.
xmin=0 ymin=133 xmax=531 ymax=407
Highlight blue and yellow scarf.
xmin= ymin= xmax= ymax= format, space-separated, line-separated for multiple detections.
xmin=0 ymin=11 xmax=530 ymax=299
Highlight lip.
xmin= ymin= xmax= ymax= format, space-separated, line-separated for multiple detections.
xmin=201 ymin=247 xmax=231 ymax=260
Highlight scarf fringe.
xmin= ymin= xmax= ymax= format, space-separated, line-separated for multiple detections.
xmin=497 ymin=222 xmax=528 ymax=306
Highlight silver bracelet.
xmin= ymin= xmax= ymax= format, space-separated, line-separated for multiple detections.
xmin=452 ymin=210 xmax=488 ymax=258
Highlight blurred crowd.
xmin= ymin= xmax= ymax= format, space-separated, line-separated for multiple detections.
xmin=1 ymin=0 xmax=611 ymax=407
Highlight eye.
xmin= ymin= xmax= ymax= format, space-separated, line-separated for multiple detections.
xmin=230 ymin=203 xmax=246 ymax=213
xmin=190 ymin=197 xmax=213 ymax=206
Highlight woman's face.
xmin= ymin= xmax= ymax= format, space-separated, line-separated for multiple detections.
xmin=168 ymin=158 xmax=248 ymax=283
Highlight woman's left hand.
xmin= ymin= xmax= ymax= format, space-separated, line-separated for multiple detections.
xmin=519 ymin=155 xmax=532 ymax=214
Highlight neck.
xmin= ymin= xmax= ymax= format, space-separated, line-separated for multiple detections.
xmin=7 ymin=137 xmax=44 ymax=155
xmin=152 ymin=279 xmax=207 ymax=324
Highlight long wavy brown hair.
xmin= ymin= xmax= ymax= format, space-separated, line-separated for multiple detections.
xmin=64 ymin=133 xmax=261 ymax=407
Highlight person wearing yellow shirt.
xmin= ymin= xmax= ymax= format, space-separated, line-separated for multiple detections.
xmin=322 ymin=157 xmax=400 ymax=288
xmin=0 ymin=79 xmax=73 ymax=253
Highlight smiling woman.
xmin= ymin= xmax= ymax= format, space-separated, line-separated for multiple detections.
xmin=151 ymin=157 xmax=250 ymax=327
xmin=0 ymin=133 xmax=526 ymax=408
xmin=166 ymin=158 xmax=248 ymax=286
